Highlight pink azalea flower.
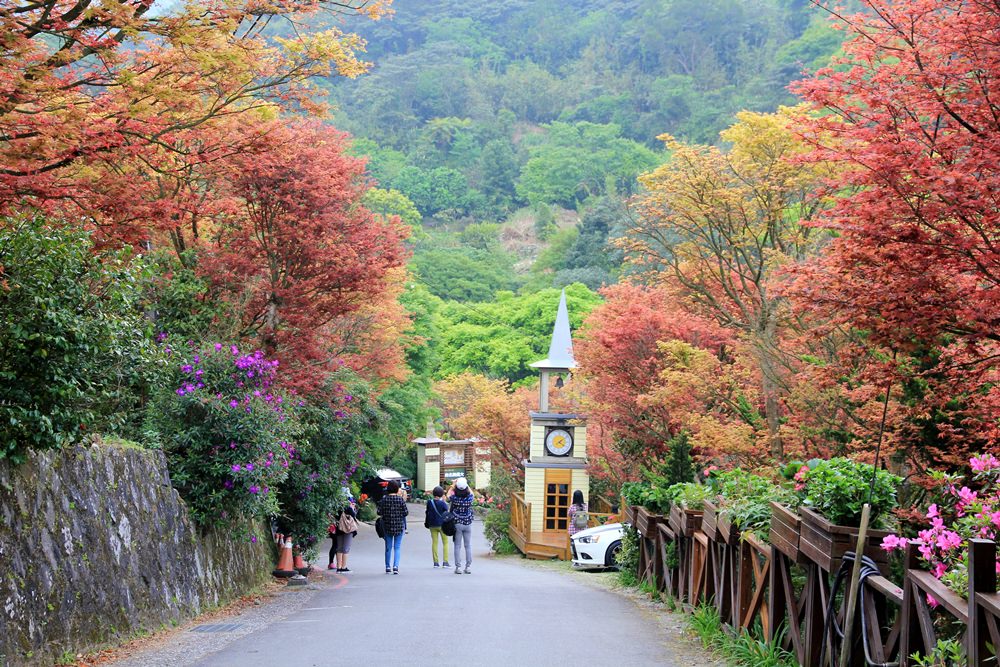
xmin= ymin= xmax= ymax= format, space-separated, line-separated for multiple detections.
xmin=936 ymin=530 xmax=962 ymax=551
xmin=881 ymin=534 xmax=908 ymax=552
xmin=971 ymin=454 xmax=1000 ymax=473
xmin=957 ymin=486 xmax=978 ymax=506
xmin=932 ymin=562 xmax=947 ymax=579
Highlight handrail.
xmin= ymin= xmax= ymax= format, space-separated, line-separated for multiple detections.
xmin=630 ymin=502 xmax=1000 ymax=666
xmin=510 ymin=491 xmax=529 ymax=538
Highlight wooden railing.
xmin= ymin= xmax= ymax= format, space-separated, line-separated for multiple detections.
xmin=630 ymin=503 xmax=1000 ymax=666
xmin=509 ymin=491 xmax=530 ymax=551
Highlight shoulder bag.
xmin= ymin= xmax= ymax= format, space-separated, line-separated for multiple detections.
xmin=338 ymin=510 xmax=358 ymax=534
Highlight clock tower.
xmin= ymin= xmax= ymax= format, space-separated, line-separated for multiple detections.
xmin=522 ymin=289 xmax=588 ymax=536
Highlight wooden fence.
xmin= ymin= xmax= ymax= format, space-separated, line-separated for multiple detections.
xmin=624 ymin=500 xmax=1000 ymax=666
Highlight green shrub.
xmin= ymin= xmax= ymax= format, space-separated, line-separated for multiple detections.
xmin=621 ymin=481 xmax=673 ymax=514
xmin=712 ymin=469 xmax=797 ymax=540
xmin=665 ymin=481 xmax=713 ymax=510
xmin=0 ymin=216 xmax=161 ymax=462
xmin=616 ymin=525 xmax=640 ymax=586
xmin=274 ymin=374 xmax=368 ymax=555
xmin=483 ymin=507 xmax=519 ymax=554
xmin=798 ymin=457 xmax=900 ymax=527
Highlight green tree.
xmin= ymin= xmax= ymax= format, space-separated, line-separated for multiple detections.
xmin=411 ymin=246 xmax=518 ymax=302
xmin=476 ymin=138 xmax=520 ymax=212
xmin=516 ymin=122 xmax=660 ymax=207
xmin=434 ymin=285 xmax=603 ymax=383
xmin=0 ymin=217 xmax=160 ymax=462
xmin=362 ymin=188 xmax=423 ymax=231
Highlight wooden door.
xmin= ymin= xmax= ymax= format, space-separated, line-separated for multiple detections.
xmin=543 ymin=469 xmax=571 ymax=533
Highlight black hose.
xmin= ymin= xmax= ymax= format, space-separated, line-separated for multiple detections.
xmin=819 ymin=551 xmax=899 ymax=667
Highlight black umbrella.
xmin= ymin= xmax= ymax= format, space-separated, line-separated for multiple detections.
xmin=360 ymin=468 xmax=410 ymax=502
xmin=360 ymin=476 xmax=391 ymax=502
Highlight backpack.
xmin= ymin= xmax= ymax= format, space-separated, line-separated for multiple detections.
xmin=573 ymin=509 xmax=590 ymax=530
xmin=441 ymin=515 xmax=456 ymax=537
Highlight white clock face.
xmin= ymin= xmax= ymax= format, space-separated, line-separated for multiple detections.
xmin=545 ymin=428 xmax=573 ymax=456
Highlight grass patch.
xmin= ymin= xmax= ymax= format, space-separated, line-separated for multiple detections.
xmin=687 ymin=604 xmax=796 ymax=667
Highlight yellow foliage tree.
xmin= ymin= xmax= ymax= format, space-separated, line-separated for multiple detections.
xmin=622 ymin=105 xmax=836 ymax=458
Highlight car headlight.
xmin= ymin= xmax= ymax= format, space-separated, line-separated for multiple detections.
xmin=577 ymin=534 xmax=600 ymax=544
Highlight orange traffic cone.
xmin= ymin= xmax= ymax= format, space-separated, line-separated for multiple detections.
xmin=293 ymin=544 xmax=312 ymax=576
xmin=272 ymin=536 xmax=296 ymax=578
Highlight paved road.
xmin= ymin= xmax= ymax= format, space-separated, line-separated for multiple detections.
xmin=117 ymin=504 xmax=692 ymax=667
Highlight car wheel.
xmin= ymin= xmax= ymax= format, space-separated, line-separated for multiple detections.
xmin=605 ymin=540 xmax=622 ymax=567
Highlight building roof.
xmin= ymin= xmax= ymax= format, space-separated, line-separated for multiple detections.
xmin=529 ymin=288 xmax=576 ymax=370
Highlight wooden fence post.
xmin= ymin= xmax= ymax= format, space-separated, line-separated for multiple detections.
xmin=898 ymin=542 xmax=923 ymax=667
xmin=968 ymin=539 xmax=996 ymax=667
xmin=768 ymin=545 xmax=786 ymax=644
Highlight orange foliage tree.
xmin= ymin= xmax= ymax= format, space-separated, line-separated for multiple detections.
xmin=0 ymin=0 xmax=388 ymax=233
xmin=575 ymin=283 xmax=735 ymax=465
xmin=622 ymin=107 xmax=836 ymax=458
xmin=432 ymin=373 xmax=535 ymax=477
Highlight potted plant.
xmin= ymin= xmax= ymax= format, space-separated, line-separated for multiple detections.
xmin=622 ymin=482 xmax=672 ymax=536
xmin=665 ymin=482 xmax=710 ymax=537
xmin=795 ymin=457 xmax=900 ymax=572
xmin=710 ymin=470 xmax=793 ymax=546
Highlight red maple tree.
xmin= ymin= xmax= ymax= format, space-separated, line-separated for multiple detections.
xmin=575 ymin=283 xmax=733 ymax=462
xmin=203 ymin=119 xmax=409 ymax=391
xmin=790 ymin=0 xmax=1000 ymax=460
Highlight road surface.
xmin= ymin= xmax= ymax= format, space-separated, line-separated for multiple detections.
xmin=111 ymin=504 xmax=706 ymax=667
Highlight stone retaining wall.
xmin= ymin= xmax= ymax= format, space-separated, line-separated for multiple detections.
xmin=0 ymin=444 xmax=272 ymax=666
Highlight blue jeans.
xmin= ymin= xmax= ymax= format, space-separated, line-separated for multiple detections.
xmin=384 ymin=532 xmax=403 ymax=569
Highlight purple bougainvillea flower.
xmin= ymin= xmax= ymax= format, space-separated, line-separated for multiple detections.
xmin=215 ymin=343 xmax=223 ymax=351
xmin=231 ymin=464 xmax=241 ymax=472
xmin=176 ymin=388 xmax=186 ymax=396
xmin=250 ymin=535 xmax=257 ymax=543
xmin=229 ymin=399 xmax=239 ymax=408
xmin=249 ymin=485 xmax=259 ymax=494
xmin=181 ymin=364 xmax=192 ymax=373
xmin=245 ymin=463 xmax=254 ymax=471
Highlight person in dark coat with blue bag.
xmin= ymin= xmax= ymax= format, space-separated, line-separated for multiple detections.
xmin=425 ymin=486 xmax=450 ymax=568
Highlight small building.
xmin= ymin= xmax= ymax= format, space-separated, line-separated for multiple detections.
xmin=413 ymin=423 xmax=491 ymax=492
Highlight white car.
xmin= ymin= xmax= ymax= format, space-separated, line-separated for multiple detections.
xmin=570 ymin=522 xmax=625 ymax=569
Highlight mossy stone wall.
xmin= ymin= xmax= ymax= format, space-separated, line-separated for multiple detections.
xmin=0 ymin=445 xmax=271 ymax=666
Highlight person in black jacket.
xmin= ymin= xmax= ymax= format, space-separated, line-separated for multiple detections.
xmin=425 ymin=486 xmax=450 ymax=568
xmin=376 ymin=480 xmax=408 ymax=574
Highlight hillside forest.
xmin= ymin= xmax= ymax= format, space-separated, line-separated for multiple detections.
xmin=1 ymin=0 xmax=998 ymax=552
